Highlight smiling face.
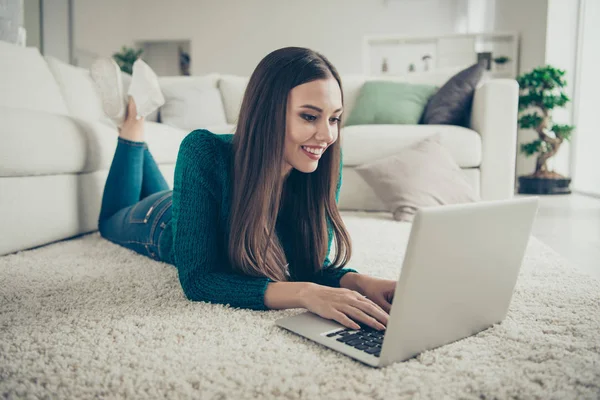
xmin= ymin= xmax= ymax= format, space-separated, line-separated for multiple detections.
xmin=283 ymin=78 xmax=343 ymax=178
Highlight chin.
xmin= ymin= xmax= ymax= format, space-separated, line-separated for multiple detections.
xmin=294 ymin=162 xmax=319 ymax=174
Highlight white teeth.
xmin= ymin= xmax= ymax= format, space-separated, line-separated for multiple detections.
xmin=302 ymin=146 xmax=323 ymax=155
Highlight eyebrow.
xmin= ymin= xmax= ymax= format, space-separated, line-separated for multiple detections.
xmin=300 ymin=104 xmax=343 ymax=113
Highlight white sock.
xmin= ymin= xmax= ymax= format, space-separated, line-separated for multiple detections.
xmin=128 ymin=59 xmax=165 ymax=119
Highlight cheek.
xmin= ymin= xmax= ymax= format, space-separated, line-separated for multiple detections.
xmin=287 ymin=123 xmax=314 ymax=146
xmin=284 ymin=131 xmax=301 ymax=159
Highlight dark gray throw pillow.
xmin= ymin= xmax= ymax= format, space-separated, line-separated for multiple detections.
xmin=420 ymin=62 xmax=485 ymax=127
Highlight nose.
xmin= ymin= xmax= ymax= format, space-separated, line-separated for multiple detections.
xmin=315 ymin=121 xmax=336 ymax=145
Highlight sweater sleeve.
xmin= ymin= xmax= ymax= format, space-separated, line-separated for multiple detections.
xmin=311 ymin=149 xmax=359 ymax=288
xmin=172 ymin=133 xmax=273 ymax=311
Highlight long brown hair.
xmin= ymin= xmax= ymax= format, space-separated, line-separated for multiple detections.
xmin=228 ymin=47 xmax=352 ymax=282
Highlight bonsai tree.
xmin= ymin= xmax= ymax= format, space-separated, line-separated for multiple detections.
xmin=516 ymin=65 xmax=575 ymax=179
xmin=112 ymin=46 xmax=143 ymax=74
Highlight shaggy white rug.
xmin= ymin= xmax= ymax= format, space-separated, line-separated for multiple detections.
xmin=1 ymin=212 xmax=599 ymax=399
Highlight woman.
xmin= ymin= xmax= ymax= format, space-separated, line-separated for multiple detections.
xmin=96 ymin=47 xmax=395 ymax=331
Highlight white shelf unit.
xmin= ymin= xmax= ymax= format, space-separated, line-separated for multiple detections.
xmin=363 ymin=32 xmax=519 ymax=79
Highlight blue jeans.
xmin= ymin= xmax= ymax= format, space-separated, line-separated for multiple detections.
xmin=98 ymin=137 xmax=172 ymax=262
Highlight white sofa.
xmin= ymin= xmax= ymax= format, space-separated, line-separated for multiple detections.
xmin=0 ymin=41 xmax=519 ymax=256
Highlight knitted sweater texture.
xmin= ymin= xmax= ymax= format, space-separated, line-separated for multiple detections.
xmin=158 ymin=130 xmax=358 ymax=310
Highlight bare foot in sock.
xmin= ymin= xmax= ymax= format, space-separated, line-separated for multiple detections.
xmin=119 ymin=97 xmax=145 ymax=142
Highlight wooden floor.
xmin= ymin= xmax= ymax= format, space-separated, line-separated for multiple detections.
xmin=526 ymin=193 xmax=600 ymax=279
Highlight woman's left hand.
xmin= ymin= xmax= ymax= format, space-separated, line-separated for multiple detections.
xmin=359 ymin=276 xmax=396 ymax=314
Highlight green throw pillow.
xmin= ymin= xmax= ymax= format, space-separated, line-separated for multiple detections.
xmin=344 ymin=81 xmax=438 ymax=126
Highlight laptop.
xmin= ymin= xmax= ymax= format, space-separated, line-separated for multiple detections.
xmin=275 ymin=197 xmax=540 ymax=368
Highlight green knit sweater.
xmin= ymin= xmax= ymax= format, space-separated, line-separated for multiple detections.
xmin=158 ymin=129 xmax=358 ymax=310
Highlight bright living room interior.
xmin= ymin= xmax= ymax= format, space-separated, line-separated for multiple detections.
xmin=1 ymin=0 xmax=599 ymax=398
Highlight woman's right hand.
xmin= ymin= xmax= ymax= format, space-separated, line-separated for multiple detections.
xmin=302 ymin=285 xmax=389 ymax=331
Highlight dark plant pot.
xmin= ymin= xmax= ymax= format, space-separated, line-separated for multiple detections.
xmin=517 ymin=176 xmax=572 ymax=195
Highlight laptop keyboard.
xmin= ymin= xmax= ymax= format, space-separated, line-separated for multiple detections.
xmin=325 ymin=323 xmax=385 ymax=358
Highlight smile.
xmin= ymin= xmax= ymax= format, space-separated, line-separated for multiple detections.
xmin=301 ymin=146 xmax=323 ymax=159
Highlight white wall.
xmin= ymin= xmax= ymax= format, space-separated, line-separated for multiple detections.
xmin=571 ymin=0 xmax=600 ymax=196
xmin=454 ymin=0 xmax=496 ymax=34
xmin=493 ymin=0 xmax=549 ymax=178
xmin=72 ymin=0 xmax=130 ymax=66
xmin=23 ymin=0 xmax=41 ymax=50
xmin=41 ymin=0 xmax=70 ymax=63
xmin=0 ymin=0 xmax=23 ymax=44
xmin=141 ymin=41 xmax=189 ymax=76
xmin=74 ymin=0 xmax=460 ymax=75
xmin=544 ymin=0 xmax=580 ymax=177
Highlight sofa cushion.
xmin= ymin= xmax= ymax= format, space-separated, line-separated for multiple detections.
xmin=215 ymin=70 xmax=468 ymax=128
xmin=421 ymin=63 xmax=485 ymax=127
xmin=159 ymin=74 xmax=220 ymax=88
xmin=203 ymin=124 xmax=236 ymax=135
xmin=44 ymin=55 xmax=110 ymax=124
xmin=142 ymin=122 xmax=190 ymax=164
xmin=0 ymin=106 xmax=189 ymax=177
xmin=218 ymin=75 xmax=249 ymax=124
xmin=344 ymin=81 xmax=437 ymax=126
xmin=158 ymin=75 xmax=227 ymax=131
xmin=338 ymin=167 xmax=481 ymax=212
xmin=79 ymin=120 xmax=188 ymax=172
xmin=355 ymin=135 xmax=480 ymax=222
xmin=0 ymin=107 xmax=87 ymax=177
xmin=340 ymin=75 xmax=406 ymax=128
xmin=0 ymin=41 xmax=69 ymax=115
xmin=341 ymin=124 xmax=481 ymax=168
xmin=340 ymin=67 xmax=466 ymax=129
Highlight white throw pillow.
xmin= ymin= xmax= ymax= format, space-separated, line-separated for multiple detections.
xmin=0 ymin=41 xmax=68 ymax=115
xmin=45 ymin=55 xmax=106 ymax=121
xmin=355 ymin=135 xmax=480 ymax=222
xmin=159 ymin=79 xmax=227 ymax=132
xmin=218 ymin=75 xmax=249 ymax=124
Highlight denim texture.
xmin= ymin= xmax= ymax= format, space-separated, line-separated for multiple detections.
xmin=98 ymin=137 xmax=172 ymax=262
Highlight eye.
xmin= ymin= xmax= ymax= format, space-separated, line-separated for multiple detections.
xmin=302 ymin=114 xmax=317 ymax=122
xmin=330 ymin=117 xmax=341 ymax=124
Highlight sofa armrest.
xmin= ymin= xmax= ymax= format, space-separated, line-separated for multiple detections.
xmin=0 ymin=106 xmax=89 ymax=177
xmin=469 ymin=79 xmax=519 ymax=200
